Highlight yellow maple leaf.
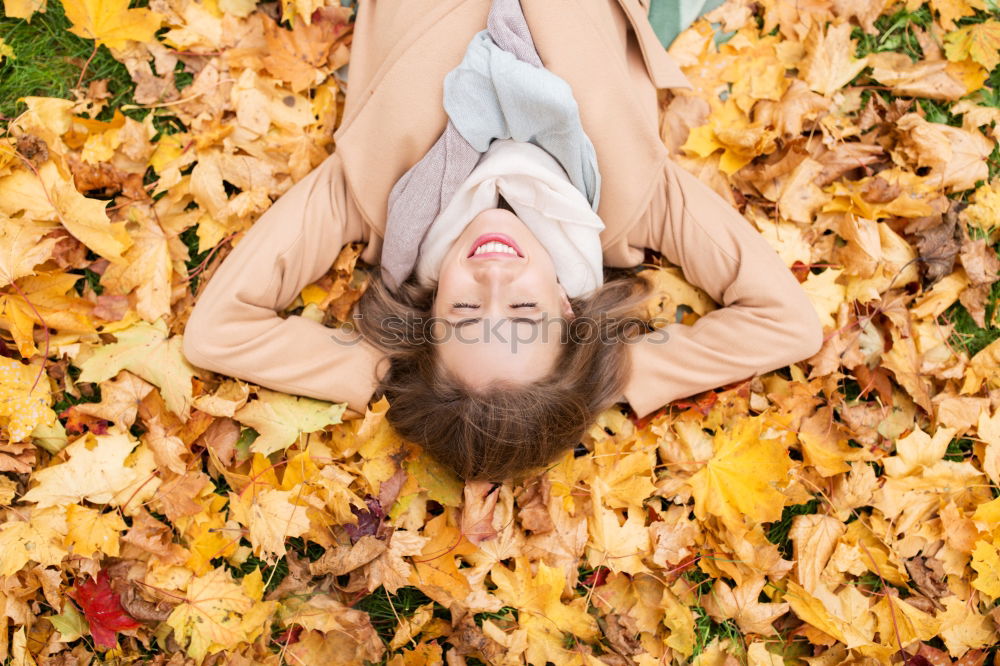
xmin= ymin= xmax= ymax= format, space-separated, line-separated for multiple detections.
xmin=0 ymin=216 xmax=60 ymax=289
xmin=585 ymin=485 xmax=651 ymax=576
xmin=933 ymin=0 xmax=987 ymax=30
xmin=404 ymin=449 xmax=465 ymax=509
xmin=823 ymin=175 xmax=936 ymax=219
xmin=963 ymin=180 xmax=1000 ymax=234
xmin=407 ymin=511 xmax=477 ymax=606
xmin=871 ymin=595 xmax=940 ymax=649
xmin=801 ymin=22 xmax=869 ymax=96
xmin=100 ymin=207 xmax=173 ymax=323
xmin=0 ymin=506 xmax=67 ymax=576
xmin=946 ymin=57 xmax=990 ymax=93
xmin=76 ymin=318 xmax=196 ymax=419
xmin=944 ymin=20 xmax=1000 ymax=71
xmin=961 ymin=337 xmax=1000 ymax=394
xmin=0 ymin=356 xmax=56 ymax=442
xmin=21 ymin=432 xmax=161 ymax=511
xmin=63 ymin=0 xmax=162 ymax=50
xmin=687 ymin=414 xmax=795 ymax=527
xmin=167 ymin=566 xmax=276 ymax=662
xmin=280 ymin=0 xmax=323 ymax=25
xmin=783 ymin=580 xmax=877 ymax=650
xmin=0 ymin=38 xmax=13 ymax=65
xmin=800 ymin=267 xmax=846 ymax=330
xmin=681 ymin=97 xmax=777 ymax=175
xmin=490 ymin=555 xmax=599 ymax=666
xmin=176 ymin=494 xmax=236 ymax=576
xmin=64 ymin=503 xmax=127 ymax=558
xmin=354 ymin=396 xmax=406 ymax=495
xmin=0 ymin=161 xmax=131 ymax=264
xmin=229 ymin=487 xmax=310 ymax=563
xmin=701 ymin=577 xmax=789 ymax=636
xmin=233 ymin=388 xmax=345 ymax=457
xmin=937 ymin=595 xmax=998 ymax=655
xmin=1 ymin=0 xmax=46 ymax=20
xmin=0 ymin=271 xmax=96 ymax=358
xmin=971 ymin=538 xmax=1000 ymax=600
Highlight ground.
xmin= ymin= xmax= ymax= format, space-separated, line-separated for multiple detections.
xmin=1 ymin=0 xmax=1000 ymax=664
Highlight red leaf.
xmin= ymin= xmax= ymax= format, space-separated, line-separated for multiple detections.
xmin=673 ymin=390 xmax=719 ymax=417
xmin=273 ymin=625 xmax=302 ymax=646
xmin=69 ymin=570 xmax=141 ymax=649
xmin=60 ymin=406 xmax=110 ymax=435
xmin=627 ymin=406 xmax=666 ymax=430
xmin=581 ymin=566 xmax=609 ymax=587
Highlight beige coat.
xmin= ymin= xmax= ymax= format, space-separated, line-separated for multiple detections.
xmin=182 ymin=0 xmax=825 ymax=418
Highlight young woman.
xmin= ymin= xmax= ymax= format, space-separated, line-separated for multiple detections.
xmin=182 ymin=0 xmax=825 ymax=481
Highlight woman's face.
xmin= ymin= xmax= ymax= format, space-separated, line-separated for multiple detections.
xmin=431 ymin=207 xmax=572 ymax=387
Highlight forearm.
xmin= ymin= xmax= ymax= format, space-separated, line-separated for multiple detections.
xmin=182 ymin=151 xmax=383 ymax=413
xmin=623 ymin=156 xmax=824 ymax=417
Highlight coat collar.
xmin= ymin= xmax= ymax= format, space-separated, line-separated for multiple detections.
xmin=335 ymin=0 xmax=691 ymax=250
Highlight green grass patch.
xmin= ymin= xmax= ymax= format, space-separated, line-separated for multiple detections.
xmin=853 ymin=6 xmax=933 ymax=61
xmin=51 ymin=369 xmax=101 ymax=413
xmin=945 ymin=437 xmax=975 ymax=462
xmin=218 ymin=548 xmax=290 ymax=596
xmin=682 ymin=566 xmax=715 ymax=599
xmin=766 ymin=499 xmax=821 ymax=559
xmin=70 ymin=267 xmax=104 ymax=296
xmin=692 ymin=606 xmax=745 ymax=660
xmin=0 ymin=0 xmax=139 ymax=121
xmin=916 ymin=98 xmax=962 ymax=127
xmin=353 ymin=586 xmax=449 ymax=646
xmin=987 ymin=142 xmax=1000 ymax=182
xmin=180 ymin=225 xmax=213 ymax=294
xmin=940 ymin=277 xmax=1000 ymax=358
xmin=473 ymin=605 xmax=517 ymax=628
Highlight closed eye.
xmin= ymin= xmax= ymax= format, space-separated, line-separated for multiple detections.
xmin=452 ymin=302 xmax=480 ymax=309
xmin=511 ymin=302 xmax=537 ymax=308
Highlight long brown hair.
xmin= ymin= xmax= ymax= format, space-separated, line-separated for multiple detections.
xmin=354 ymin=267 xmax=653 ymax=482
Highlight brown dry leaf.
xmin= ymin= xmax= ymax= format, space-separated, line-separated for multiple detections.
xmin=259 ymin=14 xmax=337 ymax=93
xmin=310 ymin=534 xmax=387 ymax=577
xmin=800 ymin=23 xmax=870 ymax=96
xmin=74 ymin=370 xmax=153 ymax=431
xmin=868 ymin=52 xmax=967 ymax=100
xmin=895 ymin=113 xmax=994 ymax=192
xmin=3 ymin=0 xmax=1000 ymax=662
xmin=701 ymin=576 xmax=790 ymax=635
xmin=789 ymin=514 xmax=846 ymax=592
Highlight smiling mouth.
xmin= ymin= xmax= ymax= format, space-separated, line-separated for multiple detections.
xmin=468 ymin=233 xmax=524 ymax=259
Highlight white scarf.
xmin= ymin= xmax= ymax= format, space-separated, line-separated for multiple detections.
xmin=415 ymin=139 xmax=605 ymax=298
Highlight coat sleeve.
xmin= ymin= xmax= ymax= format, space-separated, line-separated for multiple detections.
xmin=622 ymin=156 xmax=825 ymax=418
xmin=181 ymin=151 xmax=385 ymax=415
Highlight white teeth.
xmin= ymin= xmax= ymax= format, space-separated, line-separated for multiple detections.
xmin=474 ymin=241 xmax=517 ymax=256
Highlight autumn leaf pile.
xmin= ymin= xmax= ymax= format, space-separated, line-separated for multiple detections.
xmin=1 ymin=0 xmax=1000 ymax=662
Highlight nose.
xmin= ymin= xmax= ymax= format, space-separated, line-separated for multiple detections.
xmin=471 ymin=259 xmax=516 ymax=284
xmin=471 ymin=260 xmax=517 ymax=308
